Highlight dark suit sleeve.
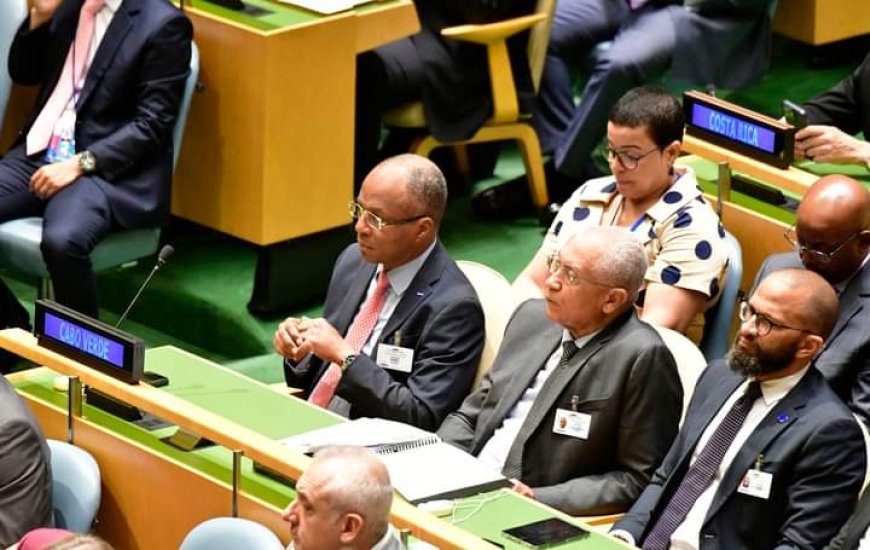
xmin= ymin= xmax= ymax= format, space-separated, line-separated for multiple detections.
xmin=0 ymin=419 xmax=52 ymax=547
xmin=776 ymin=416 xmax=866 ymax=549
xmin=826 ymin=488 xmax=870 ymax=550
xmin=337 ymin=297 xmax=484 ymax=431
xmin=533 ymin=343 xmax=683 ymax=514
xmin=87 ymin=15 xmax=193 ymax=182
xmin=802 ymin=53 xmax=869 ymax=136
xmin=8 ymin=18 xmax=52 ymax=86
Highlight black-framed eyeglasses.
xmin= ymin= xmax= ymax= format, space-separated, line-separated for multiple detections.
xmin=738 ymin=301 xmax=813 ymax=337
xmin=545 ymin=254 xmax=617 ymax=288
xmin=604 ymin=146 xmax=660 ymax=170
xmin=783 ymin=226 xmax=861 ymax=265
xmin=349 ymin=202 xmax=426 ymax=231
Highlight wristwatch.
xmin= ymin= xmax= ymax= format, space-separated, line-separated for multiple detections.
xmin=340 ymin=353 xmax=357 ymax=373
xmin=78 ymin=150 xmax=96 ymax=173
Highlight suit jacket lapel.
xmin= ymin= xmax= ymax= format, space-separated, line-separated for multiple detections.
xmin=704 ymin=373 xmax=813 ymax=521
xmin=76 ymin=0 xmax=136 ymax=110
xmin=378 ymin=244 xmax=445 ymax=341
xmin=823 ymin=262 xmax=869 ymax=354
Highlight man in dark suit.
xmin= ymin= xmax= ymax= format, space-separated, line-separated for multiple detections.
xmin=612 ymin=268 xmax=866 ymax=549
xmin=0 ymin=375 xmax=52 ymax=546
xmin=0 ymin=0 xmax=192 ymax=318
xmin=275 ymin=154 xmax=484 ymax=431
xmin=752 ymin=175 xmax=870 ymax=425
xmin=437 ymin=226 xmax=683 ymax=515
xmin=354 ymin=0 xmax=535 ymax=186
xmin=795 ymin=51 xmax=870 ymax=167
xmin=828 ymin=489 xmax=870 ymax=550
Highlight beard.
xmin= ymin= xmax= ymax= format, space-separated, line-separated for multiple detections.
xmin=727 ymin=338 xmax=800 ymax=378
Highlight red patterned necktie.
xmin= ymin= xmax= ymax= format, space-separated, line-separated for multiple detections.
xmin=27 ymin=0 xmax=106 ymax=155
xmin=308 ymin=271 xmax=391 ymax=408
xmin=642 ymin=381 xmax=763 ymax=549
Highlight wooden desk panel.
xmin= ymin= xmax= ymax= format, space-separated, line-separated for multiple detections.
xmin=773 ymin=0 xmax=870 ymax=46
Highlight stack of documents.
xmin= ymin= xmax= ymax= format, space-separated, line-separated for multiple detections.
xmin=281 ymin=418 xmax=510 ymax=504
xmin=277 ymin=0 xmax=380 ymax=15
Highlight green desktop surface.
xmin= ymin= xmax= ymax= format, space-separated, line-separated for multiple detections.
xmin=183 ymin=0 xmax=402 ymax=32
xmin=446 ymin=491 xmax=627 ymax=549
xmin=14 ymin=346 xmax=626 ymax=548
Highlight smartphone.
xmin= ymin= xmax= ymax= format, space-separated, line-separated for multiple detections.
xmin=782 ymin=99 xmax=807 ymax=129
xmin=502 ymin=518 xmax=589 ymax=548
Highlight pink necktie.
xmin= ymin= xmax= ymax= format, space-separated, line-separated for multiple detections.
xmin=308 ymin=271 xmax=391 ymax=408
xmin=27 ymin=0 xmax=106 ymax=156
xmin=629 ymin=0 xmax=650 ymax=9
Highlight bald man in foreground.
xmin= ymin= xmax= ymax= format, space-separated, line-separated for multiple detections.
xmin=283 ymin=446 xmax=402 ymax=550
xmin=752 ymin=174 xmax=870 ymax=424
xmin=612 ymin=269 xmax=865 ymax=549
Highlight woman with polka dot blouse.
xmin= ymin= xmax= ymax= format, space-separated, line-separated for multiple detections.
xmin=517 ymin=86 xmax=729 ymax=343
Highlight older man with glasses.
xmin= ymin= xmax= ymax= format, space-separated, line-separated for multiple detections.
xmin=612 ymin=268 xmax=865 ymax=550
xmin=751 ymin=174 xmax=870 ymax=425
xmin=274 ymin=154 xmax=484 ymax=430
xmin=438 ymin=226 xmax=683 ymax=515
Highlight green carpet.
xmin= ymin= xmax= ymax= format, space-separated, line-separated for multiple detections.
xmin=3 ymin=35 xmax=865 ymax=381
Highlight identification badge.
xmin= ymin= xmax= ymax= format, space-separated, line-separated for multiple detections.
xmin=552 ymin=408 xmax=591 ymax=440
xmin=376 ymin=344 xmax=414 ymax=373
xmin=45 ymin=104 xmax=77 ymax=163
xmin=737 ymin=468 xmax=772 ymax=499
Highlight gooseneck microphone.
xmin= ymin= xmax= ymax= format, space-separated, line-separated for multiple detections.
xmin=115 ymin=244 xmax=174 ymax=329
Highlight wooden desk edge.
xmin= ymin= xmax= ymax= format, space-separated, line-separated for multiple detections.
xmin=1 ymin=329 xmax=495 ymax=550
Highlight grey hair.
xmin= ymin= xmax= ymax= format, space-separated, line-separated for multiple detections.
xmin=311 ymin=446 xmax=393 ymax=542
xmin=376 ymin=154 xmax=447 ymax=226
xmin=569 ymin=226 xmax=648 ymax=300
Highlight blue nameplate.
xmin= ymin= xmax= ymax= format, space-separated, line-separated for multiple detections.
xmin=684 ymin=91 xmax=795 ymax=169
xmin=34 ymin=300 xmax=144 ymax=384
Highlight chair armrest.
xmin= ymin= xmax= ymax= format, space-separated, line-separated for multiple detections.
xmin=441 ymin=13 xmax=547 ymax=45
xmin=440 ymin=13 xmax=547 ymax=124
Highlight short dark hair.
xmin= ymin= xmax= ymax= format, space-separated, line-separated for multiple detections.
xmin=609 ymin=85 xmax=684 ymax=148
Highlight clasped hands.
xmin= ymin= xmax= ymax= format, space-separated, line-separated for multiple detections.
xmin=273 ymin=317 xmax=354 ymax=366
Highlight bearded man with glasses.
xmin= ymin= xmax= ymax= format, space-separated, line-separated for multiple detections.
xmin=751 ymin=174 xmax=870 ymax=426
xmin=273 ymin=154 xmax=484 ymax=430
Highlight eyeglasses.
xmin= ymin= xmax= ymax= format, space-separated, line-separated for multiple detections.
xmin=738 ymin=301 xmax=813 ymax=337
xmin=783 ymin=226 xmax=861 ymax=265
xmin=349 ymin=202 xmax=426 ymax=231
xmin=605 ymin=146 xmax=660 ymax=170
xmin=545 ymin=254 xmax=615 ymax=287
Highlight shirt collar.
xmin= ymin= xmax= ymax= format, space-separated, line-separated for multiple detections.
xmin=104 ymin=0 xmax=122 ymax=13
xmin=562 ymin=328 xmax=601 ymax=351
xmin=371 ymin=525 xmax=399 ymax=550
xmin=572 ymin=167 xmax=705 ymax=224
xmin=833 ymin=250 xmax=870 ymax=294
xmin=752 ymin=365 xmax=809 ymax=407
xmin=379 ymin=241 xmax=437 ymax=296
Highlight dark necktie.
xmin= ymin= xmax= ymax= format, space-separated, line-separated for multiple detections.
xmin=559 ymin=340 xmax=579 ymax=366
xmin=642 ymin=381 xmax=763 ymax=549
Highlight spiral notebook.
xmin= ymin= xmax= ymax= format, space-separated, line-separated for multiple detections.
xmin=280 ymin=418 xmax=510 ymax=504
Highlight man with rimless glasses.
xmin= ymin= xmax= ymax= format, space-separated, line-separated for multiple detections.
xmin=273 ymin=154 xmax=484 ymax=431
xmin=751 ymin=174 xmax=870 ymax=425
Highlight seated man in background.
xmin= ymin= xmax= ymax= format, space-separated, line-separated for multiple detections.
xmin=795 ymin=51 xmax=870 ymax=167
xmin=354 ymin=0 xmax=535 ymax=187
xmin=275 ymin=154 xmax=484 ymax=431
xmin=438 ymin=227 xmax=683 ymax=516
xmin=0 ymin=0 xmax=193 ymax=319
xmin=0 ymin=374 xmax=52 ymax=546
xmin=476 ymin=0 xmax=776 ymax=213
xmin=282 ymin=446 xmax=402 ymax=550
xmin=515 ymin=87 xmax=728 ymax=342
xmin=752 ymin=175 xmax=869 ymax=424
xmin=611 ymin=269 xmax=865 ymax=549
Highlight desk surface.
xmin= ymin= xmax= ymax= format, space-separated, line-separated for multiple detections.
xmin=10 ymin=343 xmax=628 ymax=549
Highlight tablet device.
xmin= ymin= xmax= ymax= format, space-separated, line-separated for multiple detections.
xmin=502 ymin=518 xmax=589 ymax=548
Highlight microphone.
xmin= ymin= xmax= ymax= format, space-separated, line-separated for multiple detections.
xmin=115 ymin=244 xmax=174 ymax=329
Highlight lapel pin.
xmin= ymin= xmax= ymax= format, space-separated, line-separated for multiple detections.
xmin=777 ymin=414 xmax=789 ymax=423
xmin=416 ymin=291 xmax=425 ymax=297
